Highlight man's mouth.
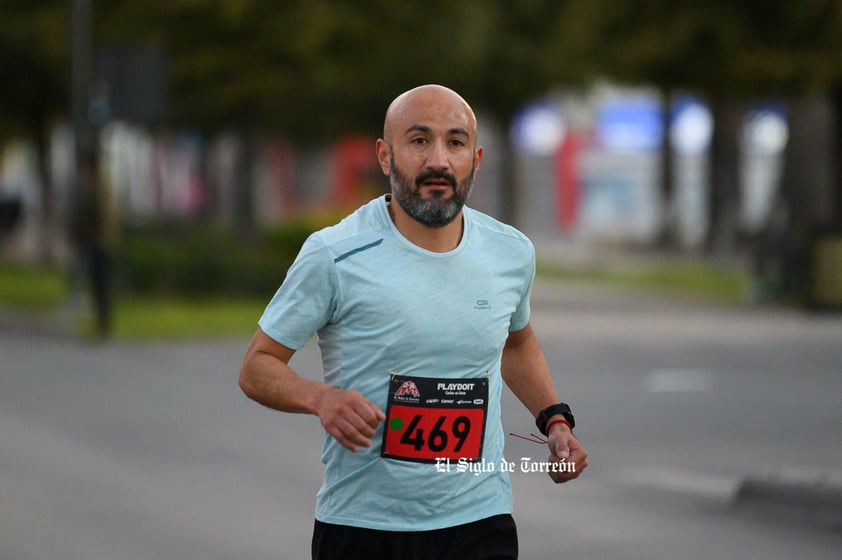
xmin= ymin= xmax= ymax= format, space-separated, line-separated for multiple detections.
xmin=416 ymin=172 xmax=457 ymax=189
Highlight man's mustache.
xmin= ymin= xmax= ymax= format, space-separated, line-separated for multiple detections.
xmin=415 ymin=170 xmax=457 ymax=188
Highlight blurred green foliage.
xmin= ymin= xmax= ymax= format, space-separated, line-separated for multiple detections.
xmin=537 ymin=258 xmax=750 ymax=305
xmin=560 ymin=0 xmax=842 ymax=96
xmin=90 ymin=0 xmax=589 ymax=138
xmin=114 ymin=217 xmax=325 ymax=297
xmin=77 ymin=297 xmax=267 ymax=340
xmin=5 ymin=0 xmax=841 ymax=143
xmin=0 ymin=262 xmax=66 ymax=311
xmin=0 ymin=1 xmax=67 ymax=138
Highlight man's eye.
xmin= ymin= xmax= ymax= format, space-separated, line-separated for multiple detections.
xmin=411 ymin=138 xmax=427 ymax=145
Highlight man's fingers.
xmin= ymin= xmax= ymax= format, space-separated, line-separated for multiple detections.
xmin=568 ymin=438 xmax=588 ymax=470
xmin=547 ymin=453 xmax=580 ymax=484
xmin=546 ymin=438 xmax=589 ymax=483
xmin=548 ymin=432 xmax=571 ymax=460
xmin=337 ymin=418 xmax=374 ymax=446
xmin=568 ymin=445 xmax=587 ymax=466
xmin=318 ymin=389 xmax=384 ymax=444
xmin=319 ymin=391 xmax=388 ymax=452
xmin=355 ymin=399 xmax=385 ymax=429
xmin=342 ymin=406 xmax=377 ymax=439
xmin=370 ymin=402 xmax=386 ymax=423
xmin=553 ymin=443 xmax=570 ymax=460
xmin=327 ymin=423 xmax=360 ymax=453
xmin=329 ymin=417 xmax=377 ymax=452
xmin=341 ymin=390 xmax=384 ymax=430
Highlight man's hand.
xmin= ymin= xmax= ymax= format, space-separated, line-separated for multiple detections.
xmin=546 ymin=422 xmax=588 ymax=484
xmin=315 ymin=387 xmax=385 ymax=452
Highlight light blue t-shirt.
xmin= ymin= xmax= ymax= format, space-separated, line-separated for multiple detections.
xmin=259 ymin=195 xmax=535 ymax=531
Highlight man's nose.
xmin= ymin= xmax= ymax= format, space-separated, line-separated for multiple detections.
xmin=426 ymin=141 xmax=449 ymax=170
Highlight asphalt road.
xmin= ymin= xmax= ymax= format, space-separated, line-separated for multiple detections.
xmin=2 ymin=281 xmax=841 ymax=559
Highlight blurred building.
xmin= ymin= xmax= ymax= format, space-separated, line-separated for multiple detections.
xmin=1 ymin=83 xmax=791 ymax=264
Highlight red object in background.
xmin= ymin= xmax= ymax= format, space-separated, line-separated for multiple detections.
xmin=267 ymin=141 xmax=298 ymax=214
xmin=555 ymin=133 xmax=581 ymax=233
xmin=330 ymin=136 xmax=379 ymax=208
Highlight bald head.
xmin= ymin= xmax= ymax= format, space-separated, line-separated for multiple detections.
xmin=382 ymin=84 xmax=477 ymax=145
xmin=374 ymin=84 xmax=483 ymax=232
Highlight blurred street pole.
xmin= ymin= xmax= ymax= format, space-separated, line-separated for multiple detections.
xmin=70 ymin=0 xmax=112 ymax=337
xmin=71 ymin=0 xmax=93 ymax=165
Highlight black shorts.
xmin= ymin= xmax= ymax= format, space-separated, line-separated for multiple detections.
xmin=311 ymin=514 xmax=518 ymax=560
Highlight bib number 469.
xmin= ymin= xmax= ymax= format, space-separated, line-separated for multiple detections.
xmin=383 ymin=405 xmax=485 ymax=463
xmin=400 ymin=414 xmax=471 ymax=453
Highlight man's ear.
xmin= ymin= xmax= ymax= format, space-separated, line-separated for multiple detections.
xmin=474 ymin=145 xmax=483 ymax=171
xmin=376 ymin=139 xmax=391 ymax=176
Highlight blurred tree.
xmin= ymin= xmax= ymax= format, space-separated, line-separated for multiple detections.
xmin=93 ymin=0 xmax=591 ymax=225
xmin=94 ymin=0 xmax=493 ymax=230
xmin=557 ymin=1 xmax=746 ymax=250
xmin=0 ymin=0 xmax=67 ymax=263
xmin=95 ymin=0 xmax=481 ymax=137
xmin=462 ymin=0 xmax=595 ymax=224
xmin=7 ymin=0 xmax=842 ymax=295
xmin=555 ymin=0 xmax=842 ymax=300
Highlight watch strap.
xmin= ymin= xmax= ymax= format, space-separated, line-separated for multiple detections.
xmin=536 ymin=403 xmax=575 ymax=435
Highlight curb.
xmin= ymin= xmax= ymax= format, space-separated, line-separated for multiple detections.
xmin=733 ymin=472 xmax=842 ymax=531
xmin=0 ymin=308 xmax=77 ymax=340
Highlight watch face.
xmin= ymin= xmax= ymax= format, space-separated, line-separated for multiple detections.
xmin=552 ymin=404 xmax=574 ymax=427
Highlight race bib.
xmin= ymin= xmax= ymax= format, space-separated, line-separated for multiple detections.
xmin=381 ymin=374 xmax=488 ymax=464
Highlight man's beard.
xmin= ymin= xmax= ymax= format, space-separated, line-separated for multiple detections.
xmin=389 ymin=156 xmax=475 ymax=228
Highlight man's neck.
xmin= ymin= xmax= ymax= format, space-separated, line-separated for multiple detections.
xmin=387 ymin=195 xmax=463 ymax=253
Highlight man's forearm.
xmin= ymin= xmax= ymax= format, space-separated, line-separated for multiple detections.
xmin=239 ymin=350 xmax=329 ymax=415
xmin=501 ymin=323 xmax=560 ymax=417
xmin=238 ymin=329 xmax=330 ymax=415
xmin=239 ymin=329 xmax=385 ymax=452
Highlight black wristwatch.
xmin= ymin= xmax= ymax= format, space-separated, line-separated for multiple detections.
xmin=535 ymin=403 xmax=575 ymax=435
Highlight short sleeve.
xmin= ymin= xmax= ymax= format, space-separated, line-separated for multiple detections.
xmin=509 ymin=243 xmax=535 ymax=332
xmin=258 ymin=233 xmax=337 ymax=349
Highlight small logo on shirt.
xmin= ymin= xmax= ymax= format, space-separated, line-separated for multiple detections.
xmin=474 ymin=299 xmax=491 ymax=310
